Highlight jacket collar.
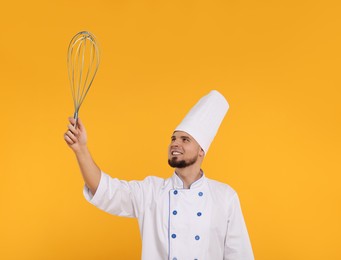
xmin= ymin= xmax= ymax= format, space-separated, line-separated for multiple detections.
xmin=172 ymin=170 xmax=206 ymax=189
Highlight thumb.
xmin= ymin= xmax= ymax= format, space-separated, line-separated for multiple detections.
xmin=77 ymin=117 xmax=85 ymax=131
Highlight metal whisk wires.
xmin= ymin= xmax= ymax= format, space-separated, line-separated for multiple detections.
xmin=67 ymin=31 xmax=100 ymax=127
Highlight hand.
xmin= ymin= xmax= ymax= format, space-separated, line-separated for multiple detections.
xmin=64 ymin=117 xmax=88 ymax=153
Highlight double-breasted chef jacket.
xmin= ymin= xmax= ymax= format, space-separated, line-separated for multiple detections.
xmin=84 ymin=171 xmax=254 ymax=260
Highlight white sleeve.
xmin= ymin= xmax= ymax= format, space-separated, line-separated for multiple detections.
xmin=83 ymin=171 xmax=150 ymax=218
xmin=224 ymin=193 xmax=254 ymax=260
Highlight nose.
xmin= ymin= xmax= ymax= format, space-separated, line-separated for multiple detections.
xmin=170 ymin=143 xmax=179 ymax=149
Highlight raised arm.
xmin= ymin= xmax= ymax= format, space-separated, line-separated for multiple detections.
xmin=64 ymin=117 xmax=101 ymax=195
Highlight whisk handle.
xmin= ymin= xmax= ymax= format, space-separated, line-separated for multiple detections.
xmin=73 ymin=112 xmax=79 ymax=129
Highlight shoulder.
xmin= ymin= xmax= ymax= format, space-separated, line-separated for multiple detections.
xmin=206 ymin=177 xmax=236 ymax=193
xmin=206 ymin=177 xmax=237 ymax=201
xmin=142 ymin=175 xmax=165 ymax=185
xmin=131 ymin=175 xmax=166 ymax=190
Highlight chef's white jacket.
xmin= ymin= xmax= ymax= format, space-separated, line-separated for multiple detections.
xmin=84 ymin=171 xmax=254 ymax=260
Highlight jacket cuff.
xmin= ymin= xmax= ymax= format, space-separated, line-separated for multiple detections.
xmin=83 ymin=171 xmax=108 ymax=205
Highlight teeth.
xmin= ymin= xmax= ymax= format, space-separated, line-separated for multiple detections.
xmin=172 ymin=151 xmax=181 ymax=155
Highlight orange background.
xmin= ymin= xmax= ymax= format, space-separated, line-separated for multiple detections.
xmin=1 ymin=0 xmax=340 ymax=259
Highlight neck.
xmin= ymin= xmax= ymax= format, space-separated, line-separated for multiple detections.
xmin=175 ymin=164 xmax=203 ymax=189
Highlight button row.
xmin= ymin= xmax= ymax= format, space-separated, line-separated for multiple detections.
xmin=171 ymin=234 xmax=200 ymax=240
xmin=173 ymin=190 xmax=204 ymax=197
xmin=173 ymin=258 xmax=198 ymax=260
xmin=171 ymin=210 xmax=202 ymax=217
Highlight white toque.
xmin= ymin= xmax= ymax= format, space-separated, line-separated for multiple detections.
xmin=174 ymin=90 xmax=229 ymax=154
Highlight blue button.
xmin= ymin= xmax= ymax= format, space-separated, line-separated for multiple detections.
xmin=198 ymin=192 xmax=203 ymax=196
xmin=173 ymin=210 xmax=177 ymax=215
xmin=197 ymin=212 xmax=202 ymax=217
xmin=174 ymin=190 xmax=178 ymax=195
xmin=195 ymin=235 xmax=200 ymax=240
xmin=172 ymin=234 xmax=177 ymax=239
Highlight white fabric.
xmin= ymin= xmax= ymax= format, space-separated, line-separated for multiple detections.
xmin=174 ymin=90 xmax=229 ymax=154
xmin=84 ymin=171 xmax=254 ymax=260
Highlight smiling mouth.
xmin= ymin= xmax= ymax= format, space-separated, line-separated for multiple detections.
xmin=171 ymin=151 xmax=183 ymax=155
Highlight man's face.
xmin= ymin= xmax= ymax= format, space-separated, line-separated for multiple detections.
xmin=168 ymin=131 xmax=204 ymax=168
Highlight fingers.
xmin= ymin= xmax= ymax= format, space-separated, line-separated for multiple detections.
xmin=67 ymin=116 xmax=78 ymax=134
xmin=68 ymin=116 xmax=85 ymax=132
xmin=65 ymin=116 xmax=87 ymax=147
xmin=67 ymin=123 xmax=78 ymax=135
xmin=65 ymin=116 xmax=79 ymax=145
xmin=68 ymin=117 xmax=77 ymax=126
xmin=64 ymin=131 xmax=76 ymax=145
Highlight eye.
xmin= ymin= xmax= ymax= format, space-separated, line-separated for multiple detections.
xmin=182 ymin=138 xmax=190 ymax=142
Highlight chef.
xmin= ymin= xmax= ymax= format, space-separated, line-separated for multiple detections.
xmin=64 ymin=90 xmax=254 ymax=260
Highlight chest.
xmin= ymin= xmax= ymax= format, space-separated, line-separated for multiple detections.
xmin=144 ymin=186 xmax=228 ymax=259
xmin=169 ymin=188 xmax=227 ymax=235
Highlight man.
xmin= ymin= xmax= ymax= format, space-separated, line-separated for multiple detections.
xmin=64 ymin=90 xmax=254 ymax=260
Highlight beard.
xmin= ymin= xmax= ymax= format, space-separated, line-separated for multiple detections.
xmin=168 ymin=155 xmax=198 ymax=168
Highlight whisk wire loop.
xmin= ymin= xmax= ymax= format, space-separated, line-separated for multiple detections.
xmin=67 ymin=31 xmax=100 ymax=127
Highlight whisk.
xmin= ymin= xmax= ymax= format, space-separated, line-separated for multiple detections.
xmin=67 ymin=31 xmax=100 ymax=128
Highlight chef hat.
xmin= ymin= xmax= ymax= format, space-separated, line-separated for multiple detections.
xmin=174 ymin=90 xmax=229 ymax=154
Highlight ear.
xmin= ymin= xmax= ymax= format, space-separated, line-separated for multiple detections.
xmin=199 ymin=148 xmax=205 ymax=157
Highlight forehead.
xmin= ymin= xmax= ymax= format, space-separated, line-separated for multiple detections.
xmin=171 ymin=131 xmax=201 ymax=148
xmin=172 ymin=131 xmax=191 ymax=137
xmin=171 ymin=131 xmax=202 ymax=149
